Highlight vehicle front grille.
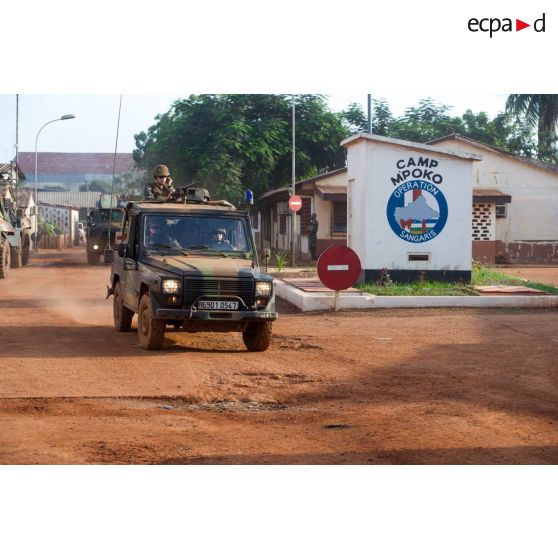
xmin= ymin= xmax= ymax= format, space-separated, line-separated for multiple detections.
xmin=184 ymin=277 xmax=254 ymax=306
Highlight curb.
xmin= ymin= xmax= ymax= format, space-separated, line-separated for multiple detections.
xmin=274 ymin=279 xmax=558 ymax=312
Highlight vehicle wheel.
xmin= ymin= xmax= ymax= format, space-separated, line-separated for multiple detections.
xmin=113 ymin=282 xmax=134 ymax=332
xmin=10 ymin=245 xmax=22 ymax=268
xmin=22 ymin=235 xmax=30 ymax=265
xmin=137 ymin=294 xmax=165 ymax=350
xmin=242 ymin=321 xmax=273 ymax=352
xmin=0 ymin=238 xmax=10 ymax=278
xmin=87 ymin=250 xmax=101 ymax=265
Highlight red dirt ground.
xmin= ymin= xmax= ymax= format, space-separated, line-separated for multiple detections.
xmin=0 ymin=248 xmax=557 ymax=464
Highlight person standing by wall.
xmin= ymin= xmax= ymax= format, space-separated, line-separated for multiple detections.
xmin=308 ymin=212 xmax=319 ymax=260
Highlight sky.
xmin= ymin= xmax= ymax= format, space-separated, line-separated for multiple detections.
xmin=0 ymin=93 xmax=509 ymax=162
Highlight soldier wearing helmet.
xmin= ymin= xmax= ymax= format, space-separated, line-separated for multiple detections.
xmin=143 ymin=165 xmax=176 ymax=201
xmin=145 ymin=218 xmax=168 ymax=247
xmin=208 ymin=227 xmax=233 ymax=250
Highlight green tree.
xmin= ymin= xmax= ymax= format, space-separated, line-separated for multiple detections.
xmin=389 ymin=98 xmax=464 ymax=143
xmin=133 ymin=94 xmax=347 ymax=202
xmin=340 ymin=102 xmax=368 ymax=134
xmin=339 ymin=99 xmax=393 ymax=136
xmin=506 ymin=94 xmax=558 ymax=162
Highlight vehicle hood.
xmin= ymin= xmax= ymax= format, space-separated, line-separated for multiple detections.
xmin=144 ymin=254 xmax=255 ymax=277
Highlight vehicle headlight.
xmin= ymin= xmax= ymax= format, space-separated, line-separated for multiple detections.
xmin=162 ymin=279 xmax=182 ymax=294
xmin=93 ymin=244 xmax=99 ymax=250
xmin=255 ymin=280 xmax=272 ymax=297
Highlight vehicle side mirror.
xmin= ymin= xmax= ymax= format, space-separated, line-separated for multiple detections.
xmin=118 ymin=243 xmax=129 ymax=258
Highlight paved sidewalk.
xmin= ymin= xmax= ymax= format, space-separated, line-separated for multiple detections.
xmin=274 ymin=276 xmax=558 ymax=312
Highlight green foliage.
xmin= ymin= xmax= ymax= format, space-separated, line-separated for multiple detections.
xmin=133 ymin=94 xmax=347 ymax=203
xmin=506 ymin=94 xmax=558 ymax=163
xmin=38 ymin=216 xmax=64 ymax=237
xmin=339 ymin=99 xmax=394 ymax=136
xmin=360 ymin=263 xmax=558 ymax=296
xmin=274 ymin=250 xmax=289 ymax=272
xmin=132 ymin=94 xmax=556 ymax=207
xmin=361 ymin=279 xmax=471 ymax=296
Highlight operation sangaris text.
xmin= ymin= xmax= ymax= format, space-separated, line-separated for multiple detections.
xmin=387 ymin=157 xmax=449 ymax=244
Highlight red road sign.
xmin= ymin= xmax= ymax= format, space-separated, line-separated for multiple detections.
xmin=288 ymin=195 xmax=302 ymax=212
xmin=317 ymin=246 xmax=362 ymax=291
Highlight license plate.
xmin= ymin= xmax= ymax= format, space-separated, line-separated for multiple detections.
xmin=198 ymin=300 xmax=239 ymax=310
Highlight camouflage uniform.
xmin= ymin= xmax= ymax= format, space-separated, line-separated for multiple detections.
xmin=143 ymin=164 xmax=176 ymax=201
xmin=143 ymin=181 xmax=176 ymax=201
xmin=308 ymin=213 xmax=319 ymax=260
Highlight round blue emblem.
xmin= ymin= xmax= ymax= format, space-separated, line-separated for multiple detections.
xmin=386 ymin=180 xmax=448 ymax=243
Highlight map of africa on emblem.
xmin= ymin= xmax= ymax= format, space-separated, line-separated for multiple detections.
xmin=386 ymin=157 xmax=448 ymax=243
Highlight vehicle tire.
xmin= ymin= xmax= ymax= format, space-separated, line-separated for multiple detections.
xmin=0 ymin=238 xmax=10 ymax=278
xmin=22 ymin=235 xmax=30 ymax=265
xmin=242 ymin=321 xmax=273 ymax=352
xmin=113 ymin=281 xmax=134 ymax=332
xmin=87 ymin=250 xmax=101 ymax=265
xmin=10 ymin=245 xmax=22 ymax=268
xmin=137 ymin=294 xmax=165 ymax=350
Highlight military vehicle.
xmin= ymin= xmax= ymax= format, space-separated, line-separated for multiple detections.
xmin=86 ymin=194 xmax=123 ymax=264
xmin=0 ymin=196 xmax=32 ymax=278
xmin=107 ymin=187 xmax=277 ymax=351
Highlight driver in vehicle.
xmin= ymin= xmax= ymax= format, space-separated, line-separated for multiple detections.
xmin=208 ymin=228 xmax=233 ymax=250
xmin=145 ymin=220 xmax=168 ymax=246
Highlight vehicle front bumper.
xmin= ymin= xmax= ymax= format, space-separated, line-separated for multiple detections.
xmin=155 ymin=307 xmax=278 ymax=321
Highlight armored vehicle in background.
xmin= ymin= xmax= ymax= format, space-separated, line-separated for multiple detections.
xmin=107 ymin=188 xmax=277 ymax=351
xmin=0 ymin=197 xmax=32 ymax=278
xmin=86 ymin=194 xmax=123 ymax=264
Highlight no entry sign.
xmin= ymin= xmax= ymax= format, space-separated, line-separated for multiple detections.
xmin=288 ymin=195 xmax=302 ymax=212
xmin=317 ymin=246 xmax=362 ymax=291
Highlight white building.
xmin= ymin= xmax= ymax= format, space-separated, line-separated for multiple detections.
xmin=428 ymin=135 xmax=558 ymax=264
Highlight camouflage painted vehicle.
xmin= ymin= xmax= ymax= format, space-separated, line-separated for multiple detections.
xmin=0 ymin=197 xmax=32 ymax=278
xmin=86 ymin=194 xmax=123 ymax=265
xmin=107 ymin=188 xmax=277 ymax=351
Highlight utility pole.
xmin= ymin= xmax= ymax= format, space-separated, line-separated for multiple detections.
xmin=291 ymin=95 xmax=296 ymax=266
xmin=367 ymin=94 xmax=372 ymax=134
xmin=15 ymin=94 xmax=19 ymax=200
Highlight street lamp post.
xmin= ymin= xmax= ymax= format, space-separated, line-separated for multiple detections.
xmin=34 ymin=114 xmax=76 ymax=250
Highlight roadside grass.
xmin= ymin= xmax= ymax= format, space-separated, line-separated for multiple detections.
xmin=359 ymin=264 xmax=558 ymax=296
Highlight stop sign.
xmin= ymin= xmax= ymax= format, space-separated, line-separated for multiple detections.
xmin=288 ymin=195 xmax=302 ymax=212
xmin=317 ymin=246 xmax=362 ymax=291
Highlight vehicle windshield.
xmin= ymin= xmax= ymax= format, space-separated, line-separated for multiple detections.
xmin=142 ymin=214 xmax=254 ymax=258
xmin=92 ymin=209 xmax=122 ymax=225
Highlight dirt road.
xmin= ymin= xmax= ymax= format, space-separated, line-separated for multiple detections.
xmin=1 ymin=247 xmax=557 ymax=464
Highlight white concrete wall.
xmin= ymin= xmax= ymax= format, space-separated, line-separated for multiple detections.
xmin=343 ymin=134 xmax=478 ymax=273
xmin=435 ymin=139 xmax=558 ymax=242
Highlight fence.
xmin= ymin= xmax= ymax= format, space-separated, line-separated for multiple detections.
xmin=38 ymin=234 xmax=70 ymax=250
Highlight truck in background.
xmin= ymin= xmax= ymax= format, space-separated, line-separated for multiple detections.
xmin=85 ymin=194 xmax=123 ymax=265
xmin=0 ymin=196 xmax=32 ymax=278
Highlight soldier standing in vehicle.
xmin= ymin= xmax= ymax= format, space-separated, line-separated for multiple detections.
xmin=308 ymin=213 xmax=319 ymax=260
xmin=144 ymin=165 xmax=176 ymax=201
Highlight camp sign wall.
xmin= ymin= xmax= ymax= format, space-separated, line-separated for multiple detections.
xmin=386 ymin=156 xmax=448 ymax=243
